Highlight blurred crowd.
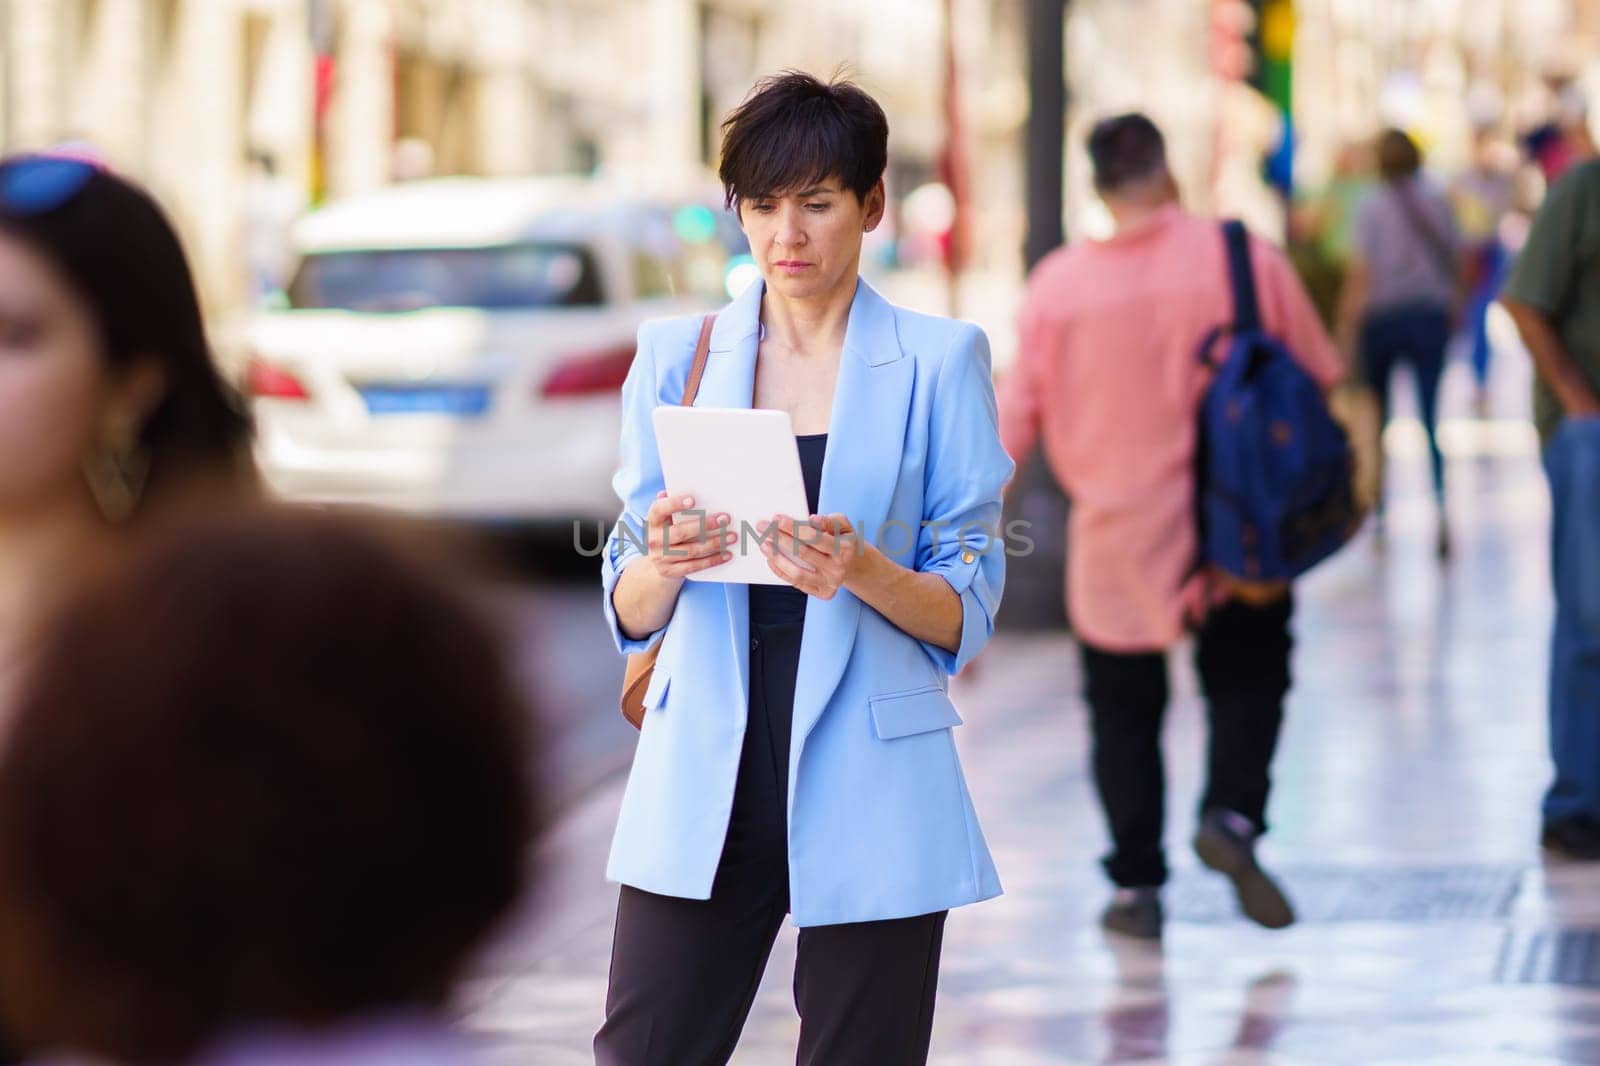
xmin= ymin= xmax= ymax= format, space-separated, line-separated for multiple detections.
xmin=1289 ymin=73 xmax=1594 ymax=411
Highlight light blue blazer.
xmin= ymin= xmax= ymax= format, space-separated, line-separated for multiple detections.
xmin=600 ymin=276 xmax=1014 ymax=927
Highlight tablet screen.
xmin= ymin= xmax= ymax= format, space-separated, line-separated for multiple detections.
xmin=652 ymin=406 xmax=810 ymax=585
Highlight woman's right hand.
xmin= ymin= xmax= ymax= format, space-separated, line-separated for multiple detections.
xmin=645 ymin=492 xmax=735 ymax=582
xmin=613 ymin=493 xmax=732 ymax=642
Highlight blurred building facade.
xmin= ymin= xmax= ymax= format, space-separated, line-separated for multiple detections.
xmin=5 ymin=0 xmax=1600 ymax=318
xmin=1 ymin=0 xmax=316 ymax=313
xmin=0 ymin=0 xmax=1021 ymax=313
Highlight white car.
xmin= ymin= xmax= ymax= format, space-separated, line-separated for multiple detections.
xmin=245 ymin=177 xmax=738 ymax=526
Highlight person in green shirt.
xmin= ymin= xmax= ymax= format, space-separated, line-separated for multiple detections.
xmin=1502 ymin=158 xmax=1600 ymax=861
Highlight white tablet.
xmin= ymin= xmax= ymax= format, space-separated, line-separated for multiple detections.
xmin=652 ymin=406 xmax=809 ymax=585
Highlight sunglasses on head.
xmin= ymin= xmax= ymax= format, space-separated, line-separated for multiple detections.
xmin=0 ymin=155 xmax=99 ymax=216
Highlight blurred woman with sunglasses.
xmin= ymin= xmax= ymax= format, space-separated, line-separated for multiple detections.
xmin=0 ymin=154 xmax=254 ymax=717
xmin=0 ymin=152 xmax=255 ymax=1062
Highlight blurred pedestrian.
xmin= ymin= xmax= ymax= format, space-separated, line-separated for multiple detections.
xmin=0 ymin=153 xmax=253 ymax=725
xmin=1452 ymin=120 xmax=1519 ymax=414
xmin=596 ymin=72 xmax=1011 ymax=1065
xmin=242 ymin=151 xmax=303 ymax=304
xmin=1337 ymin=129 xmax=1464 ymax=557
xmin=0 ymin=152 xmax=256 ymax=1064
xmin=1523 ymin=78 xmax=1596 ymax=187
xmin=0 ymin=505 xmax=534 ymax=1065
xmin=1501 ymin=160 xmax=1600 ymax=861
xmin=998 ymin=113 xmax=1342 ymax=940
xmin=392 ymin=137 xmax=437 ymax=183
xmin=1293 ymin=142 xmax=1383 ymax=511
xmin=1289 ymin=140 xmax=1375 ymax=331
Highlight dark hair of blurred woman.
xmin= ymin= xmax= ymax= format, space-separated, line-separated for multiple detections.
xmin=1376 ymin=128 xmax=1424 ymax=182
xmin=0 ymin=153 xmax=260 ymax=723
xmin=0 ymin=505 xmax=534 ymax=1064
xmin=0 ymin=155 xmax=253 ymax=515
xmin=0 ymin=153 xmax=254 ymax=521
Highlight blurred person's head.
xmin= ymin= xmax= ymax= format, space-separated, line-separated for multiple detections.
xmin=0 ymin=505 xmax=534 ymax=1063
xmin=1554 ymin=78 xmax=1590 ymax=130
xmin=1088 ymin=113 xmax=1178 ymax=222
xmin=1376 ymin=128 xmax=1423 ymax=182
xmin=1476 ymin=136 xmax=1520 ymax=175
xmin=1466 ymin=82 xmax=1505 ymax=140
xmin=719 ymin=70 xmax=888 ymax=303
xmin=0 ymin=155 xmax=252 ymax=531
xmin=392 ymin=138 xmax=436 ymax=183
xmin=1333 ymin=139 xmax=1375 ymax=179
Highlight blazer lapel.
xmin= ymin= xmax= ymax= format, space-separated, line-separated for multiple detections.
xmin=792 ymin=278 xmax=914 ymax=749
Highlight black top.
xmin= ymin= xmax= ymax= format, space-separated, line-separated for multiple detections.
xmin=748 ymin=433 xmax=827 ymax=626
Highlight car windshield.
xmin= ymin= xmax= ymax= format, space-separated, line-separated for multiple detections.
xmin=286 ymin=243 xmax=604 ymax=312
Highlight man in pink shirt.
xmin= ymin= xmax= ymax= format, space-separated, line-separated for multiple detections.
xmin=999 ymin=114 xmax=1343 ymax=939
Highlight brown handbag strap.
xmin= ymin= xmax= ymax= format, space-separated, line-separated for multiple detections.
xmin=680 ymin=315 xmax=716 ymax=406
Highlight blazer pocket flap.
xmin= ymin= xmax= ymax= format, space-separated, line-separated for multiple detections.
xmin=869 ymin=686 xmax=962 ymax=740
xmin=642 ymin=668 xmax=671 ymax=711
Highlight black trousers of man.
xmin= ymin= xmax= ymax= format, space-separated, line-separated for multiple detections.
xmin=1079 ymin=595 xmax=1294 ymax=888
xmin=595 ymin=616 xmax=947 ymax=1066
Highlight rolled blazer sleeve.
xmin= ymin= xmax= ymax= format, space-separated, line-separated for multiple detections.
xmin=601 ymin=322 xmax=668 ymax=656
xmin=915 ymin=324 xmax=1016 ymax=675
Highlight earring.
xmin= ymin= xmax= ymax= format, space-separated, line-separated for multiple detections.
xmin=83 ymin=426 xmax=150 ymax=523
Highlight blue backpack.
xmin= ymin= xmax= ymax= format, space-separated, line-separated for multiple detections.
xmin=1196 ymin=221 xmax=1358 ymax=583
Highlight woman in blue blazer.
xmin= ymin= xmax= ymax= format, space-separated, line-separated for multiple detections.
xmin=595 ymin=73 xmax=1014 ymax=1066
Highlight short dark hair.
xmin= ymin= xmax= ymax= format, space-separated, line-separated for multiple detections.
xmin=1377 ymin=128 xmax=1423 ymax=181
xmin=0 ymin=160 xmax=255 ymax=518
xmin=718 ymin=70 xmax=888 ymax=209
xmin=0 ymin=505 xmax=535 ymax=1063
xmin=1088 ymin=113 xmax=1169 ymax=194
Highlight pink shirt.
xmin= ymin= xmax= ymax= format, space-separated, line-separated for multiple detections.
xmin=998 ymin=206 xmax=1342 ymax=652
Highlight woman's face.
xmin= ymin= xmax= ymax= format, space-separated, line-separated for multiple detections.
xmin=0 ymin=230 xmax=115 ymax=515
xmin=739 ymin=177 xmax=885 ymax=302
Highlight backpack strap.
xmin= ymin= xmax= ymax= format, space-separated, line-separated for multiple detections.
xmin=1191 ymin=221 xmax=1260 ymax=584
xmin=1198 ymin=221 xmax=1262 ymax=368
xmin=1222 ymin=219 xmax=1260 ymax=334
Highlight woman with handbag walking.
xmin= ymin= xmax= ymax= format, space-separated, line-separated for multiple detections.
xmin=1337 ymin=128 xmax=1466 ymax=558
xmin=594 ymin=72 xmax=1012 ymax=1066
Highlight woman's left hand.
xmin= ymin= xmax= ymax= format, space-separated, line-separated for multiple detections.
xmin=756 ymin=513 xmax=865 ymax=600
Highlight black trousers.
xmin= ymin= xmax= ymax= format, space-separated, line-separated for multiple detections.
xmin=1080 ymin=596 xmax=1294 ymax=888
xmin=1362 ymin=302 xmax=1451 ymax=507
xmin=595 ymin=616 xmax=948 ymax=1066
